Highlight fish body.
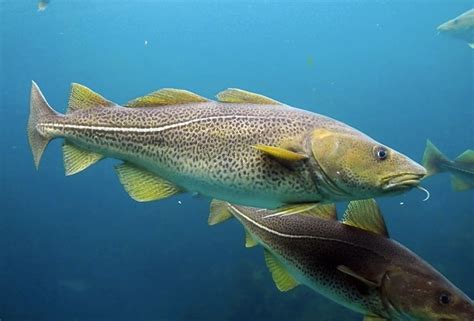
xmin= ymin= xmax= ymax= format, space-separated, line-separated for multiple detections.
xmin=423 ymin=140 xmax=474 ymax=191
xmin=437 ymin=9 xmax=474 ymax=48
xmin=28 ymin=82 xmax=425 ymax=208
xmin=209 ymin=200 xmax=474 ymax=321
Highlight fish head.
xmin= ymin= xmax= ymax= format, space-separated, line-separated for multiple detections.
xmin=310 ymin=128 xmax=426 ymax=199
xmin=437 ymin=10 xmax=474 ymax=35
xmin=380 ymin=267 xmax=474 ymax=321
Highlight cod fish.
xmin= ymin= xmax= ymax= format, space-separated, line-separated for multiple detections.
xmin=209 ymin=200 xmax=474 ymax=321
xmin=423 ymin=140 xmax=474 ymax=191
xmin=28 ymin=81 xmax=426 ymax=209
xmin=437 ymin=9 xmax=474 ymax=48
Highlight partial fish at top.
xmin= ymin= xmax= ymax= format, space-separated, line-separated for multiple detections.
xmin=437 ymin=9 xmax=474 ymax=48
xmin=28 ymin=81 xmax=426 ymax=209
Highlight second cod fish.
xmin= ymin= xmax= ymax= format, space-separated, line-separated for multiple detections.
xmin=209 ymin=200 xmax=474 ymax=321
xmin=28 ymin=81 xmax=426 ymax=209
xmin=423 ymin=140 xmax=474 ymax=191
xmin=437 ymin=8 xmax=474 ymax=48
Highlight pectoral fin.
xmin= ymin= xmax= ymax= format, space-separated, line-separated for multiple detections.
xmin=254 ymin=145 xmax=308 ymax=163
xmin=262 ymin=203 xmax=319 ymax=219
xmin=337 ymin=265 xmax=381 ymax=288
xmin=63 ymin=143 xmax=104 ymax=176
xmin=115 ymin=163 xmax=182 ymax=202
xmin=264 ymin=250 xmax=299 ymax=292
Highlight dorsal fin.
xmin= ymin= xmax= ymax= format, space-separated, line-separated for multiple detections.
xmin=125 ymin=88 xmax=208 ymax=107
xmin=264 ymin=250 xmax=299 ymax=291
xmin=216 ymin=88 xmax=282 ymax=105
xmin=67 ymin=83 xmax=115 ymax=113
xmin=455 ymin=149 xmax=474 ymax=163
xmin=302 ymin=203 xmax=337 ymax=220
xmin=342 ymin=199 xmax=389 ymax=237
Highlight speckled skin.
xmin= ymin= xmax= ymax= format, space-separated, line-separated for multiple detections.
xmin=39 ymin=100 xmax=372 ymax=208
xmin=227 ymin=204 xmax=474 ymax=321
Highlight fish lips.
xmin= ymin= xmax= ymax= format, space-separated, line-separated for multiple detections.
xmin=382 ymin=173 xmax=425 ymax=191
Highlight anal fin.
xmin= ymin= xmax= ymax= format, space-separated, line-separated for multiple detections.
xmin=451 ymin=175 xmax=473 ymax=191
xmin=115 ymin=163 xmax=182 ymax=202
xmin=63 ymin=143 xmax=104 ymax=176
xmin=264 ymin=250 xmax=299 ymax=292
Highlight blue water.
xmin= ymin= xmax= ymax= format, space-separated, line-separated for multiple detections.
xmin=1 ymin=1 xmax=473 ymax=320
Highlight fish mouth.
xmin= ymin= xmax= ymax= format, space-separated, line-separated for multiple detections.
xmin=382 ymin=173 xmax=425 ymax=191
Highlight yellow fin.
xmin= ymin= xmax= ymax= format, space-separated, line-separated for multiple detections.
xmin=115 ymin=163 xmax=182 ymax=202
xmin=216 ymin=88 xmax=281 ymax=105
xmin=451 ymin=175 xmax=473 ymax=191
xmin=364 ymin=315 xmax=389 ymax=321
xmin=67 ymin=83 xmax=115 ymax=113
xmin=254 ymin=145 xmax=308 ymax=162
xmin=125 ymin=88 xmax=208 ymax=107
xmin=264 ymin=250 xmax=299 ymax=292
xmin=337 ymin=265 xmax=380 ymax=287
xmin=245 ymin=229 xmax=258 ymax=248
xmin=208 ymin=199 xmax=234 ymax=225
xmin=455 ymin=149 xmax=474 ymax=163
xmin=262 ymin=203 xmax=319 ymax=219
xmin=63 ymin=143 xmax=104 ymax=176
xmin=302 ymin=203 xmax=337 ymax=220
xmin=342 ymin=199 xmax=389 ymax=237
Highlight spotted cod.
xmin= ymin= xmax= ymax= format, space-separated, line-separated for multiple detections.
xmin=28 ymin=81 xmax=426 ymax=209
xmin=209 ymin=200 xmax=474 ymax=321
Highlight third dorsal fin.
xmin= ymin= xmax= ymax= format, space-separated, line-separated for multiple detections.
xmin=342 ymin=199 xmax=389 ymax=237
xmin=216 ymin=88 xmax=282 ymax=105
xmin=67 ymin=83 xmax=115 ymax=113
xmin=125 ymin=88 xmax=208 ymax=107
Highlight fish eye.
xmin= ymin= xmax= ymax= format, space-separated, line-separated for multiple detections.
xmin=373 ymin=146 xmax=388 ymax=161
xmin=439 ymin=292 xmax=451 ymax=305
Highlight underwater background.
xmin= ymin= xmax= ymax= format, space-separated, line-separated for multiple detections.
xmin=1 ymin=1 xmax=473 ymax=320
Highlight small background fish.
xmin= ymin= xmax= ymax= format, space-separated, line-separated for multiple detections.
xmin=1 ymin=1 xmax=473 ymax=320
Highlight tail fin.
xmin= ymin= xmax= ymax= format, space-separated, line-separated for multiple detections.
xmin=422 ymin=140 xmax=450 ymax=176
xmin=28 ymin=81 xmax=61 ymax=169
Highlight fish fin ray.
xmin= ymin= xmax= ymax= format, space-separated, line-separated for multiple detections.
xmin=67 ymin=83 xmax=115 ymax=113
xmin=115 ymin=163 xmax=182 ymax=202
xmin=454 ymin=149 xmax=474 ymax=163
xmin=264 ymin=250 xmax=299 ymax=292
xmin=262 ymin=203 xmax=319 ymax=219
xmin=337 ymin=265 xmax=380 ymax=287
xmin=208 ymin=199 xmax=234 ymax=225
xmin=244 ymin=229 xmax=258 ymax=248
xmin=301 ymin=203 xmax=337 ymax=220
xmin=451 ymin=175 xmax=473 ymax=191
xmin=28 ymin=81 xmax=62 ymax=169
xmin=422 ymin=140 xmax=449 ymax=176
xmin=342 ymin=199 xmax=389 ymax=237
xmin=254 ymin=145 xmax=308 ymax=163
xmin=216 ymin=88 xmax=282 ymax=105
xmin=63 ymin=143 xmax=104 ymax=176
xmin=125 ymin=88 xmax=208 ymax=107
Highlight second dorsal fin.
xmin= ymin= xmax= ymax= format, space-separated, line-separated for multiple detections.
xmin=341 ymin=199 xmax=389 ymax=237
xmin=67 ymin=83 xmax=115 ymax=113
xmin=216 ymin=88 xmax=282 ymax=105
xmin=125 ymin=88 xmax=208 ymax=107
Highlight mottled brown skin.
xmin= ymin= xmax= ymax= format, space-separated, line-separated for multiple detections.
xmin=34 ymin=83 xmax=426 ymax=208
xmin=227 ymin=204 xmax=474 ymax=321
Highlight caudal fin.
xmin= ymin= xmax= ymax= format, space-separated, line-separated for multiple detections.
xmin=28 ymin=81 xmax=61 ymax=169
xmin=422 ymin=140 xmax=450 ymax=176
